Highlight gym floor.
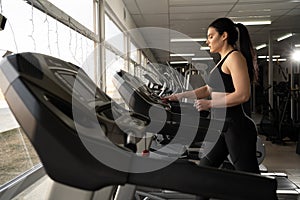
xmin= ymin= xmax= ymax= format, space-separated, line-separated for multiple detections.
xmin=252 ymin=112 xmax=300 ymax=185
xmin=261 ymin=136 xmax=300 ymax=185
xmin=253 ymin=112 xmax=300 ymax=200
xmin=258 ymin=136 xmax=300 ymax=200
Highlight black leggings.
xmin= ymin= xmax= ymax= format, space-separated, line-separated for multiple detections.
xmin=200 ymin=107 xmax=260 ymax=173
xmin=197 ymin=107 xmax=259 ymax=200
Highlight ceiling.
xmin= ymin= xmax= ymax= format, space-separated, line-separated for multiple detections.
xmin=122 ymin=0 xmax=300 ymax=65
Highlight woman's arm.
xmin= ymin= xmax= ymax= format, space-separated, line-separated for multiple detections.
xmin=165 ymin=85 xmax=211 ymax=101
xmin=194 ymin=52 xmax=250 ymax=110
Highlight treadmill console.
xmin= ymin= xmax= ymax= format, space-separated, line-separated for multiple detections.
xmin=115 ymin=70 xmax=171 ymax=109
xmin=0 ymin=53 xmax=148 ymax=151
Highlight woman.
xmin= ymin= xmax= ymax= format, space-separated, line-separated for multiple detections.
xmin=165 ymin=17 xmax=260 ymax=174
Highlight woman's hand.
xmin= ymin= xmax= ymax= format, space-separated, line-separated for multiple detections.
xmin=162 ymin=93 xmax=182 ymax=101
xmin=194 ymin=99 xmax=212 ymax=111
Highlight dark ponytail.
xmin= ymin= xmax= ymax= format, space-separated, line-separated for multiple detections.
xmin=209 ymin=18 xmax=258 ymax=83
xmin=235 ymin=23 xmax=258 ymax=83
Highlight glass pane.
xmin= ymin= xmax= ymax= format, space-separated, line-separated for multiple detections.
xmin=129 ymin=62 xmax=135 ymax=75
xmin=105 ymin=49 xmax=125 ymax=103
xmin=47 ymin=0 xmax=94 ymax=32
xmin=0 ymin=0 xmax=96 ymax=187
xmin=141 ymin=53 xmax=146 ymax=67
xmin=0 ymin=90 xmax=40 ymax=186
xmin=105 ymin=14 xmax=125 ymax=54
xmin=130 ymin=42 xmax=138 ymax=62
xmin=0 ymin=0 xmax=95 ymax=81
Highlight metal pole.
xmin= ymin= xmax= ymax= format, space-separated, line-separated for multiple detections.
xmin=97 ymin=0 xmax=106 ymax=91
xmin=290 ymin=61 xmax=295 ymax=120
xmin=268 ymin=31 xmax=274 ymax=110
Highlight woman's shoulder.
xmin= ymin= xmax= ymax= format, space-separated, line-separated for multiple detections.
xmin=225 ymin=50 xmax=247 ymax=71
xmin=228 ymin=50 xmax=245 ymax=62
xmin=230 ymin=50 xmax=242 ymax=57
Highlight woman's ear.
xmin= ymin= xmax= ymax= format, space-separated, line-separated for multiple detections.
xmin=222 ymin=32 xmax=228 ymax=41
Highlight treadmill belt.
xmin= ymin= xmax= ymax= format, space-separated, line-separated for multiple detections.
xmin=276 ymin=177 xmax=300 ymax=200
xmin=276 ymin=177 xmax=299 ymax=190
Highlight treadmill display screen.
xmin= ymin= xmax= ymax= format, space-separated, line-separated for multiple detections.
xmin=56 ymin=71 xmax=110 ymax=103
xmin=61 ymin=73 xmax=93 ymax=100
xmin=55 ymin=70 xmax=125 ymax=120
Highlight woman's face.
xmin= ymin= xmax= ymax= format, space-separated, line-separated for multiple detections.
xmin=206 ymin=27 xmax=224 ymax=53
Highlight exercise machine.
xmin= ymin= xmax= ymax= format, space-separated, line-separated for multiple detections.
xmin=113 ymin=69 xmax=220 ymax=146
xmin=113 ymin=70 xmax=267 ymax=166
xmin=0 ymin=52 xmax=278 ymax=200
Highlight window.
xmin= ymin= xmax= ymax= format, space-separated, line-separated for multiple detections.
xmin=130 ymin=41 xmax=138 ymax=63
xmin=141 ymin=53 xmax=147 ymax=68
xmin=47 ymin=0 xmax=94 ymax=32
xmin=0 ymin=0 xmax=97 ymax=189
xmin=104 ymin=13 xmax=126 ymax=102
xmin=105 ymin=14 xmax=125 ymax=54
xmin=0 ymin=87 xmax=40 ymax=186
xmin=129 ymin=62 xmax=135 ymax=75
xmin=0 ymin=0 xmax=95 ymax=80
xmin=105 ymin=49 xmax=125 ymax=103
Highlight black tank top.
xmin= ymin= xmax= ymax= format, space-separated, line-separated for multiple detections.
xmin=208 ymin=50 xmax=252 ymax=117
xmin=207 ymin=50 xmax=236 ymax=93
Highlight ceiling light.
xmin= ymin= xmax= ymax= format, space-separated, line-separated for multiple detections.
xmin=295 ymin=44 xmax=300 ymax=48
xmin=170 ymin=61 xmax=189 ymax=64
xmin=231 ymin=15 xmax=271 ymax=19
xmin=267 ymin=58 xmax=287 ymax=62
xmin=192 ymin=57 xmax=213 ymax=61
xmin=255 ymin=43 xmax=267 ymax=50
xmin=277 ymin=33 xmax=294 ymax=42
xmin=258 ymin=55 xmax=280 ymax=59
xmin=237 ymin=9 xmax=271 ymax=13
xmin=170 ymin=38 xmax=206 ymax=42
xmin=234 ymin=20 xmax=271 ymax=25
xmin=200 ymin=46 xmax=210 ymax=50
xmin=170 ymin=53 xmax=195 ymax=57
xmin=258 ymin=56 xmax=267 ymax=59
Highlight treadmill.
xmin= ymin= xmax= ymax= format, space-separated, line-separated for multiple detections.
xmin=113 ymin=70 xmax=215 ymax=144
xmin=0 ymin=52 xmax=278 ymax=200
xmin=112 ymin=70 xmax=269 ymax=163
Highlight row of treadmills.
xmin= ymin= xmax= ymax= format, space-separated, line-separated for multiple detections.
xmin=0 ymin=52 xmax=299 ymax=199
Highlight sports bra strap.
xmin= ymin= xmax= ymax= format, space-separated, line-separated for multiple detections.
xmin=210 ymin=49 xmax=237 ymax=74
xmin=217 ymin=49 xmax=237 ymax=67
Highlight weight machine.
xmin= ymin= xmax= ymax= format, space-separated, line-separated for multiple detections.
xmin=260 ymin=61 xmax=300 ymax=144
